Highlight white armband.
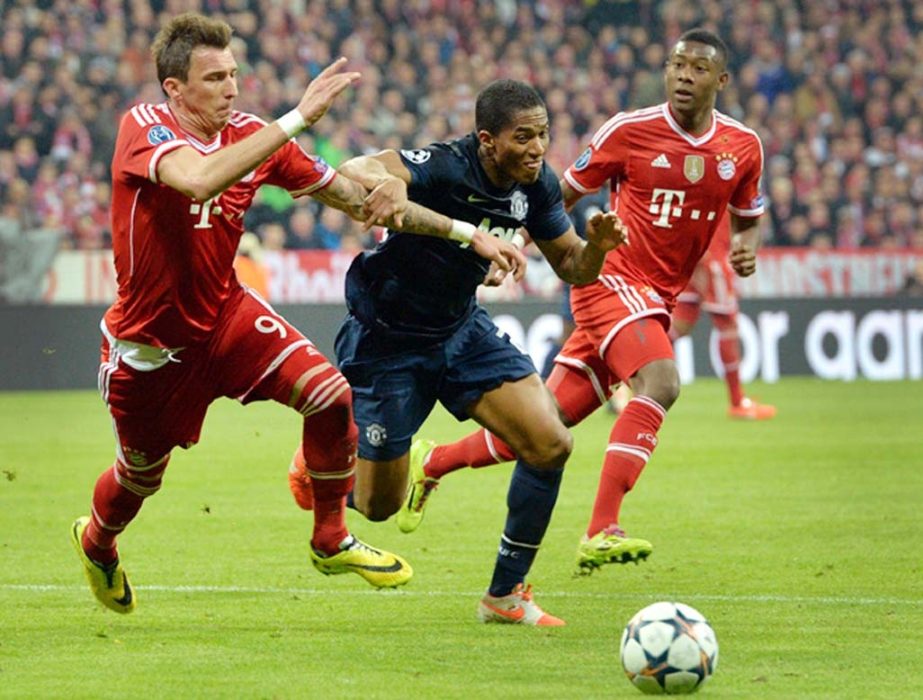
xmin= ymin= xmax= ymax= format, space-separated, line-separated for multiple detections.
xmin=449 ymin=219 xmax=476 ymax=243
xmin=276 ymin=109 xmax=306 ymax=138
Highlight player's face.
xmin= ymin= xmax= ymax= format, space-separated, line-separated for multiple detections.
xmin=664 ymin=41 xmax=728 ymax=117
xmin=170 ymin=46 xmax=239 ymax=134
xmin=482 ymin=106 xmax=549 ymax=186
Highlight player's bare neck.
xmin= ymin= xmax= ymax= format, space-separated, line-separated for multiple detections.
xmin=170 ymin=103 xmax=219 ymax=143
xmin=682 ymin=115 xmax=711 ymax=137
xmin=669 ymin=103 xmax=713 ymax=137
xmin=477 ymin=147 xmax=513 ymax=190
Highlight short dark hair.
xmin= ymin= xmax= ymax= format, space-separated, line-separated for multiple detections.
xmin=151 ymin=12 xmax=233 ymax=85
xmin=475 ymin=80 xmax=546 ymax=134
xmin=676 ymin=28 xmax=729 ymax=68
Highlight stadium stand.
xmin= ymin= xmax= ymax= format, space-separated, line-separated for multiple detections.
xmin=0 ymin=0 xmax=921 ymax=267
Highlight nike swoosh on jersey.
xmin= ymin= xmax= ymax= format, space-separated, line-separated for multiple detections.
xmin=467 ymin=194 xmax=491 ymax=203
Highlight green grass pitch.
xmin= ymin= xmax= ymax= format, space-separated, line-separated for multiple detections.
xmin=1 ymin=378 xmax=921 ymax=699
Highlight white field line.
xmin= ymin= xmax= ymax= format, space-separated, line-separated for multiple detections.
xmin=1 ymin=584 xmax=920 ymax=607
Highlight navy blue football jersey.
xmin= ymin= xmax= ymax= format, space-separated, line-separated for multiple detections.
xmin=345 ymin=133 xmax=571 ymax=339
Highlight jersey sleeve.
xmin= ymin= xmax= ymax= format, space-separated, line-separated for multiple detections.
xmin=400 ymin=144 xmax=460 ymax=196
xmin=524 ymin=168 xmax=572 ymax=241
xmin=264 ymin=138 xmax=336 ymax=194
xmin=113 ymin=105 xmax=189 ymax=185
xmin=727 ymin=134 xmax=765 ymax=219
xmin=562 ymin=114 xmax=629 ymax=194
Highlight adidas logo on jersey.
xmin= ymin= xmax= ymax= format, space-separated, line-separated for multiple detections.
xmin=651 ymin=153 xmax=671 ymax=168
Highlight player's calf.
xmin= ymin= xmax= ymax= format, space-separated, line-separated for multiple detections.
xmin=288 ymin=445 xmax=313 ymax=510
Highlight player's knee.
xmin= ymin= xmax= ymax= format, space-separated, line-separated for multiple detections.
xmin=353 ymin=489 xmax=403 ymax=522
xmin=633 ymin=360 xmax=681 ymax=410
xmin=649 ymin=372 xmax=681 ymax=410
xmin=299 ymin=374 xmax=358 ymax=442
xmin=518 ymin=424 xmax=573 ymax=470
xmin=280 ymin=358 xmax=354 ymax=428
xmin=114 ymin=454 xmax=170 ymax=499
xmin=313 ymin=381 xmax=354 ymax=427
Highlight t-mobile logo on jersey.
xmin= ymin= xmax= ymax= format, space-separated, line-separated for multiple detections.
xmin=649 ymin=188 xmax=686 ymax=228
xmin=190 ymin=197 xmax=222 ymax=229
xmin=649 ymin=189 xmax=719 ymax=228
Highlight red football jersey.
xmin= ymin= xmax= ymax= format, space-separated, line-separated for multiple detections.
xmin=563 ymin=103 xmax=764 ymax=306
xmin=104 ymin=103 xmax=334 ymax=348
xmin=705 ymin=210 xmax=732 ymax=261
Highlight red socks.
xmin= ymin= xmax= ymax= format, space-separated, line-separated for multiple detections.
xmin=713 ymin=314 xmax=744 ymax=406
xmin=83 ymin=456 xmax=169 ymax=565
xmin=426 ymin=429 xmax=513 ymax=479
xmin=586 ymin=395 xmax=665 ymax=537
xmin=261 ymin=359 xmax=357 ymax=556
xmin=300 ymin=399 xmax=358 ymax=555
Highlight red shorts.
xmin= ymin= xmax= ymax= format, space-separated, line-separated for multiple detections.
xmin=559 ymin=276 xmax=674 ymax=386
xmin=675 ymin=252 xmax=738 ymax=321
xmin=98 ymin=287 xmax=332 ymax=466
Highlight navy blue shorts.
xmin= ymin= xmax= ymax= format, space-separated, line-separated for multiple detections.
xmin=335 ymin=306 xmax=537 ymax=461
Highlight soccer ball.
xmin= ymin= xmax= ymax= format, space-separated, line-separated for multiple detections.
xmin=619 ymin=601 xmax=718 ymax=695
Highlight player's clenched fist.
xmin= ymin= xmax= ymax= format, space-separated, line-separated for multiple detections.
xmin=472 ymin=232 xmax=528 ymax=285
xmin=585 ymin=211 xmax=629 ymax=252
xmin=729 ymin=236 xmax=757 ymax=277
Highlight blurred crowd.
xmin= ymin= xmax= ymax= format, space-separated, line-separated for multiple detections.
xmin=1 ymin=0 xmax=922 ymax=256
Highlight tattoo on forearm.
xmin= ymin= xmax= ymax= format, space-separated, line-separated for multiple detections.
xmin=310 ymin=176 xmax=449 ymax=236
xmin=311 ymin=178 xmax=366 ymax=219
xmin=393 ymin=203 xmax=450 ymax=236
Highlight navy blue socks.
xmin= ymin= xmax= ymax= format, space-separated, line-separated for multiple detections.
xmin=488 ymin=460 xmax=564 ymax=597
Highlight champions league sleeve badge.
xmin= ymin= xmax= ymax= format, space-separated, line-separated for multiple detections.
xmin=147 ymin=125 xmax=176 ymax=145
xmin=573 ymin=147 xmax=592 ymax=171
xmin=400 ymin=148 xmax=432 ymax=165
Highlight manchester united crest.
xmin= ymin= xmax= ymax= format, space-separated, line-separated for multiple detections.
xmin=510 ymin=191 xmax=528 ymax=221
xmin=683 ymin=155 xmax=705 ymax=183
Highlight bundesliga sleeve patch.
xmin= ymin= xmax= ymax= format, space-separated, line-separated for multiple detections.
xmin=573 ymin=147 xmax=592 ymax=171
xmin=147 ymin=125 xmax=176 ymax=145
xmin=400 ymin=148 xmax=431 ymax=164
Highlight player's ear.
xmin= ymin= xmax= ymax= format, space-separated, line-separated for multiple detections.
xmin=162 ymin=77 xmax=182 ymax=100
xmin=716 ymin=70 xmax=729 ymax=92
xmin=477 ymin=129 xmax=495 ymax=153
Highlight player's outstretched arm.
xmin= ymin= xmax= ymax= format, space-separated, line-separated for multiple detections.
xmin=334 ymin=151 xmax=527 ymax=279
xmin=305 ymin=174 xmax=515 ymax=277
xmin=532 ymin=212 xmax=626 ymax=286
xmin=729 ymin=214 xmax=761 ymax=278
xmin=560 ymin=178 xmax=586 ymax=212
xmin=337 ymin=151 xmax=411 ymax=230
xmin=293 ymin=57 xmax=363 ymax=130
xmin=158 ymin=58 xmax=360 ymax=202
